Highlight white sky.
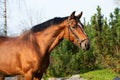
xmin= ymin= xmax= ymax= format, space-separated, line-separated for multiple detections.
xmin=6 ymin=0 xmax=120 ymax=35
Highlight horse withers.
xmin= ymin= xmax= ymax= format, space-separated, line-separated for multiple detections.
xmin=0 ymin=11 xmax=90 ymax=80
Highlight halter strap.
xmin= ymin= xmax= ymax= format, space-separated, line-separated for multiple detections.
xmin=68 ymin=26 xmax=79 ymax=41
xmin=67 ymin=26 xmax=88 ymax=45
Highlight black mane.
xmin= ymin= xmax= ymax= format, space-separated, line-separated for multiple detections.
xmin=31 ymin=17 xmax=68 ymax=32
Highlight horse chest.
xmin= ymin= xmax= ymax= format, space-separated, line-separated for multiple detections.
xmin=40 ymin=55 xmax=50 ymax=71
xmin=34 ymin=54 xmax=50 ymax=78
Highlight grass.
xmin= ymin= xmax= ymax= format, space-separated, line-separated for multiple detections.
xmin=80 ymin=69 xmax=118 ymax=80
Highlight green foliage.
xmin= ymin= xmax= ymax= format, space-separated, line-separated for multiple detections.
xmin=47 ymin=40 xmax=96 ymax=77
xmin=46 ymin=6 xmax=120 ymax=77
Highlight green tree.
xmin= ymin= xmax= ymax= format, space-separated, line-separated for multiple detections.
xmin=109 ymin=8 xmax=120 ymax=73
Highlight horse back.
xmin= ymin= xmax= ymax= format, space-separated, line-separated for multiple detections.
xmin=0 ymin=36 xmax=10 ymax=43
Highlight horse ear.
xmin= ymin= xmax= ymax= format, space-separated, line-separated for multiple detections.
xmin=69 ymin=11 xmax=75 ymax=20
xmin=77 ymin=11 xmax=83 ymax=19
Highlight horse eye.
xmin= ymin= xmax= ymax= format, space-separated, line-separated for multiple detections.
xmin=72 ymin=26 xmax=76 ymax=29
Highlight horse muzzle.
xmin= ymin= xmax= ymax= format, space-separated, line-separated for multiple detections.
xmin=79 ymin=39 xmax=90 ymax=50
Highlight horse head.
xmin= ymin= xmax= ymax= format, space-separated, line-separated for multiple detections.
xmin=64 ymin=11 xmax=90 ymax=50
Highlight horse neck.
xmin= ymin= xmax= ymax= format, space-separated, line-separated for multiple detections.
xmin=34 ymin=20 xmax=67 ymax=54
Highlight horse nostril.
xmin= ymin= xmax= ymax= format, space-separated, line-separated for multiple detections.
xmin=85 ymin=42 xmax=90 ymax=50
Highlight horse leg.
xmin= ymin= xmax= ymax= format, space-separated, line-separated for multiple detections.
xmin=33 ymin=72 xmax=44 ymax=80
xmin=0 ymin=77 xmax=5 ymax=80
xmin=24 ymin=70 xmax=33 ymax=80
xmin=38 ymin=73 xmax=43 ymax=80
xmin=33 ymin=77 xmax=39 ymax=80
xmin=17 ymin=75 xmax=24 ymax=80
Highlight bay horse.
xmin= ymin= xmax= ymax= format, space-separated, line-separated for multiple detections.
xmin=0 ymin=11 xmax=90 ymax=80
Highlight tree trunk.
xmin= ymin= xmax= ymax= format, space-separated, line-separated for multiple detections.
xmin=4 ymin=0 xmax=7 ymax=36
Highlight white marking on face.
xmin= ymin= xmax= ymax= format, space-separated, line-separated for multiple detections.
xmin=78 ymin=22 xmax=87 ymax=36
